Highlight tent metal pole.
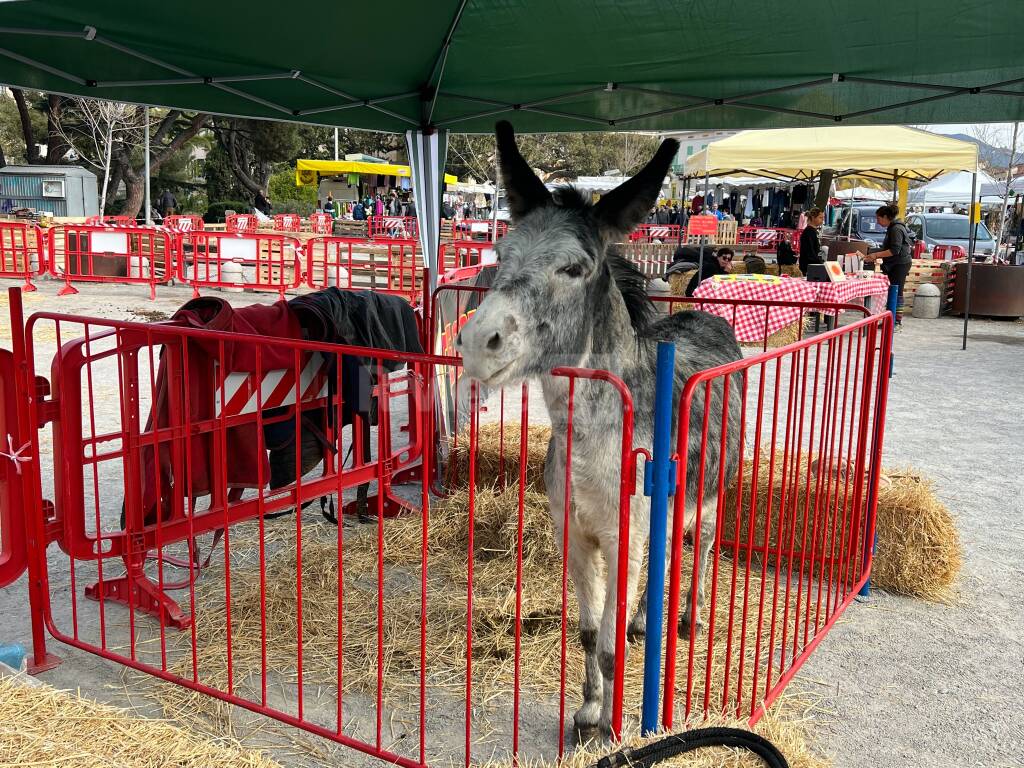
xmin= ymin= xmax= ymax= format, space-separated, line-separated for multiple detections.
xmin=491 ymin=154 xmax=500 ymax=244
xmin=962 ymin=170 xmax=978 ymax=350
xmin=143 ymin=106 xmax=151 ymax=225
xmin=697 ymin=171 xmax=709 ymax=285
xmin=334 ymin=127 xmax=339 ymax=161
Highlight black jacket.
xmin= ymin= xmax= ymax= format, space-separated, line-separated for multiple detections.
xmin=288 ymin=288 xmax=422 ymax=426
xmin=685 ymin=255 xmax=729 ymax=296
xmin=799 ymin=226 xmax=822 ymax=275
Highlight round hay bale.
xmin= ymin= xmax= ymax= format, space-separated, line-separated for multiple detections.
xmin=872 ymin=470 xmax=961 ymax=601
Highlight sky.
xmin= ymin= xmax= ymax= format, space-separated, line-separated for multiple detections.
xmin=924 ymin=122 xmax=1020 ymax=148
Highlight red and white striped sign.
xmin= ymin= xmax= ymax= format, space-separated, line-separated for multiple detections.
xmin=215 ymin=352 xmax=329 ymax=417
xmin=754 ymin=229 xmax=778 ymax=246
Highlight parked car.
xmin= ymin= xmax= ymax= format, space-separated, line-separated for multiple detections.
xmin=827 ymin=204 xmax=890 ymax=246
xmin=905 ymin=213 xmax=996 ymax=257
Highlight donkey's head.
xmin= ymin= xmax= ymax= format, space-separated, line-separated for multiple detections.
xmin=456 ymin=122 xmax=678 ymax=387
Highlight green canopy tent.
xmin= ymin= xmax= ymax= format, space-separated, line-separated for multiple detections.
xmin=2 ymin=0 xmax=1022 ymax=331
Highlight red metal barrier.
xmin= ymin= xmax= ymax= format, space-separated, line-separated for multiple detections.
xmin=661 ymin=309 xmax=892 ymax=728
xmin=305 ymin=236 xmax=423 ymax=301
xmin=439 ymin=241 xmax=495 ymax=273
xmin=737 ymin=226 xmax=800 ymax=253
xmin=86 ymin=215 xmax=134 ymax=226
xmin=163 ymin=215 xmax=204 ymax=232
xmin=309 ymin=212 xmax=333 ymax=234
xmin=3 ymin=276 xmax=891 ymax=766
xmin=177 ymin=230 xmax=302 ymax=299
xmin=629 ymin=223 xmax=682 ymax=242
xmin=0 ymin=347 xmax=29 ymax=587
xmin=273 ymin=213 xmax=303 ymax=232
xmin=932 ymin=244 xmax=967 ymax=261
xmin=225 ymin=213 xmax=261 ymax=233
xmin=451 ymin=219 xmax=508 ymax=241
xmin=47 ymin=224 xmax=174 ymax=300
xmin=0 ymin=220 xmax=46 ymax=291
xmin=368 ymin=215 xmax=418 ymax=240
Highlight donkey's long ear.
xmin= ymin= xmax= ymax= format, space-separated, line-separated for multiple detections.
xmin=495 ymin=120 xmax=551 ymax=221
xmin=593 ymin=138 xmax=679 ymax=237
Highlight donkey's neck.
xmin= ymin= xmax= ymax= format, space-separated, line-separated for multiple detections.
xmin=539 ymin=278 xmax=638 ymax=427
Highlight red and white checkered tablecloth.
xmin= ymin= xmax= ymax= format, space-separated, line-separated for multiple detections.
xmin=812 ymin=275 xmax=890 ymax=313
xmin=690 ymin=277 xmax=817 ymax=342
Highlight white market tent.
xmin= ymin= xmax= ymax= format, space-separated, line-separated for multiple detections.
xmin=907 ymin=170 xmax=1004 ymax=206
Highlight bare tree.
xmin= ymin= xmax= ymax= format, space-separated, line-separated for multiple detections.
xmin=996 ymin=122 xmax=1020 ymax=255
xmin=54 ymin=98 xmax=145 ymax=211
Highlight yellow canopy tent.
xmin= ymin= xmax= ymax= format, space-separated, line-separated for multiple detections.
xmin=683 ymin=126 xmax=978 ymax=184
xmin=296 ymin=158 xmax=457 ymax=186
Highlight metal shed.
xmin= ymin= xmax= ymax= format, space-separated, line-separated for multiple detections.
xmin=0 ymin=165 xmax=99 ymax=217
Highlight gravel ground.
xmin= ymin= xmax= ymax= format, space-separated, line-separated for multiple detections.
xmin=0 ymin=279 xmax=1022 ymax=767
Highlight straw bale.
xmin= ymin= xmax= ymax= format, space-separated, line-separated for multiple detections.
xmin=872 ymin=469 xmax=961 ymax=601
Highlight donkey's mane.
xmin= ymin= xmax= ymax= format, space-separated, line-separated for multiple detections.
xmin=552 ymin=184 xmax=655 ymax=335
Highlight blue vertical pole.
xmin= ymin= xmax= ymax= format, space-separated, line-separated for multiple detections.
xmin=641 ymin=341 xmax=676 ymax=735
xmin=858 ymin=287 xmax=898 ymax=598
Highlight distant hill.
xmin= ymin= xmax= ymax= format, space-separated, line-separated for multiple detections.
xmin=944 ymin=133 xmax=1013 ymax=167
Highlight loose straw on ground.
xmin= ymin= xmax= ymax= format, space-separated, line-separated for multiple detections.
xmin=0 ymin=674 xmax=277 ymax=768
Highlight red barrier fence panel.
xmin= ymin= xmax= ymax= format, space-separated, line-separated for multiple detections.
xmin=736 ymin=226 xmax=801 ymax=253
xmin=439 ymin=241 xmax=496 ymax=273
xmin=225 ymin=213 xmax=261 ymax=233
xmin=47 ymin=224 xmax=174 ymax=300
xmin=451 ymin=219 xmax=508 ymax=241
xmin=273 ymin=213 xmax=303 ymax=232
xmin=0 ymin=220 xmax=46 ymax=291
xmin=163 ymin=215 xmax=205 ymax=232
xmin=660 ymin=309 xmax=892 ymax=728
xmin=309 ymin=212 xmax=333 ymax=234
xmin=932 ymin=244 xmax=967 ymax=261
xmin=631 ymin=223 xmax=682 ymax=242
xmin=305 ymin=236 xmax=423 ymax=301
xmin=0 ymin=347 xmax=29 ymax=588
xmin=86 ymin=215 xmax=134 ymax=226
xmin=178 ymin=231 xmax=303 ymax=299
xmin=368 ymin=215 xmax=418 ymax=240
xmin=7 ymin=280 xmax=890 ymax=766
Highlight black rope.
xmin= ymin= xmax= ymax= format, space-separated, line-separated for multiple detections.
xmin=594 ymin=727 xmax=788 ymax=768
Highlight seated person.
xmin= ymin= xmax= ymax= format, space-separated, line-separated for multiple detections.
xmin=686 ymin=247 xmax=734 ymax=296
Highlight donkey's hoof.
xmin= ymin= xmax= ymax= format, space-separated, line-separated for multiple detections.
xmin=678 ymin=616 xmax=703 ymax=640
xmin=627 ymin=623 xmax=646 ymax=645
xmin=573 ymin=722 xmax=603 ymax=746
xmin=574 ymin=721 xmax=612 ymax=746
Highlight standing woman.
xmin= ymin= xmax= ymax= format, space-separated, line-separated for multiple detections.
xmin=798 ymin=206 xmax=826 ymax=275
xmin=864 ymin=204 xmax=913 ymax=327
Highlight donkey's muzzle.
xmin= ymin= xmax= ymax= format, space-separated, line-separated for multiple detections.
xmin=455 ymin=297 xmax=522 ymax=385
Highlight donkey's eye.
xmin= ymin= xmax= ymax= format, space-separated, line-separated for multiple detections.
xmin=558 ymin=264 xmax=584 ymax=278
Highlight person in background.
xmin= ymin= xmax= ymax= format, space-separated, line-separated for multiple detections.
xmin=352 ymin=199 xmax=366 ymax=220
xmin=254 ymin=189 xmax=272 ymax=215
xmin=864 ymin=204 xmax=913 ymax=328
xmin=686 ymin=246 xmax=734 ymax=296
xmin=323 ymin=193 xmax=336 ymax=218
xmin=798 ymin=207 xmax=826 ymax=275
xmin=158 ymin=188 xmax=177 ymax=218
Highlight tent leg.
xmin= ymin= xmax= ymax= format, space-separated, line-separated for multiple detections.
xmin=962 ymin=170 xmax=978 ymax=350
xmin=144 ymin=106 xmax=151 ymax=225
xmin=406 ymin=128 xmax=449 ymax=292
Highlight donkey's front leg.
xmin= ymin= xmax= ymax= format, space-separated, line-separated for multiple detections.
xmin=680 ymin=501 xmax=719 ymax=639
xmin=596 ymin=527 xmax=646 ymax=740
xmin=565 ymin=529 xmax=606 ymax=744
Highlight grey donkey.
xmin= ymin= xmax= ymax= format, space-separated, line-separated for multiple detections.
xmin=456 ymin=122 xmax=743 ymax=742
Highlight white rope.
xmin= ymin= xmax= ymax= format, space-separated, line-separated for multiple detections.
xmin=0 ymin=435 xmax=30 ymax=476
